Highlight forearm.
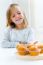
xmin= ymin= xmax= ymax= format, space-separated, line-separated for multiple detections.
xmin=2 ymin=40 xmax=19 ymax=48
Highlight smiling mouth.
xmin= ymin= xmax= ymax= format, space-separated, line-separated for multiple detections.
xmin=16 ymin=18 xmax=22 ymax=21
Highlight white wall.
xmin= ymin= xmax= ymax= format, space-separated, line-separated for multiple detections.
xmin=31 ymin=0 xmax=43 ymax=42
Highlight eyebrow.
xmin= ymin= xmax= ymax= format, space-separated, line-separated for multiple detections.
xmin=16 ymin=11 xmax=21 ymax=13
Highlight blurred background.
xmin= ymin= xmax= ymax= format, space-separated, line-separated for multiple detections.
xmin=30 ymin=0 xmax=43 ymax=43
xmin=0 ymin=0 xmax=43 ymax=46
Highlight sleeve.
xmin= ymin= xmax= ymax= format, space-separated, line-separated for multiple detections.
xmin=27 ymin=28 xmax=37 ymax=43
xmin=1 ymin=27 xmax=19 ymax=48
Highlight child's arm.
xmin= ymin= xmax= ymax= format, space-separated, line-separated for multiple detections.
xmin=1 ymin=27 xmax=19 ymax=48
xmin=2 ymin=41 xmax=19 ymax=48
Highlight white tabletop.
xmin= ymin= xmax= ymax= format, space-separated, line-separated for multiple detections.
xmin=0 ymin=48 xmax=43 ymax=65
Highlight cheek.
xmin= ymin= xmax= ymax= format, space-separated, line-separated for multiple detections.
xmin=19 ymin=14 xmax=24 ymax=19
xmin=11 ymin=18 xmax=15 ymax=22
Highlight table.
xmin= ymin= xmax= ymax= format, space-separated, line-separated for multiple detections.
xmin=0 ymin=48 xmax=43 ymax=65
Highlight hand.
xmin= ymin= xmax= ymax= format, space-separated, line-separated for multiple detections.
xmin=19 ymin=41 xmax=27 ymax=44
xmin=33 ymin=41 xmax=38 ymax=44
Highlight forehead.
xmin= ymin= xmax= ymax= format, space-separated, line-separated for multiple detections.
xmin=10 ymin=6 xmax=23 ymax=14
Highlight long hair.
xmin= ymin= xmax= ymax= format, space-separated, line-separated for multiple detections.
xmin=6 ymin=3 xmax=28 ymax=28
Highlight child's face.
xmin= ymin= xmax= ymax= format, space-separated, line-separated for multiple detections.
xmin=10 ymin=6 xmax=24 ymax=25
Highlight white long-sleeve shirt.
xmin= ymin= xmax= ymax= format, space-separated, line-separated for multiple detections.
xmin=1 ymin=26 xmax=36 ymax=48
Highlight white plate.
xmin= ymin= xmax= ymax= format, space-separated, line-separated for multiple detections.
xmin=15 ymin=52 xmax=43 ymax=60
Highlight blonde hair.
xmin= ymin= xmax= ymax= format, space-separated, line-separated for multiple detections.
xmin=6 ymin=3 xmax=28 ymax=28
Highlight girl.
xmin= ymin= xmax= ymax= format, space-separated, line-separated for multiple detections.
xmin=2 ymin=3 xmax=36 ymax=48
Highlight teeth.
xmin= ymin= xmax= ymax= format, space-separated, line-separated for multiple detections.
xmin=14 ymin=18 xmax=23 ymax=24
xmin=16 ymin=20 xmax=19 ymax=21
xmin=16 ymin=18 xmax=22 ymax=21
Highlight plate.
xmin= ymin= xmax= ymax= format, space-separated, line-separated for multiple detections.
xmin=15 ymin=52 xmax=43 ymax=60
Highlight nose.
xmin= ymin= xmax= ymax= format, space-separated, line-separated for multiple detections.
xmin=15 ymin=14 xmax=20 ymax=19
